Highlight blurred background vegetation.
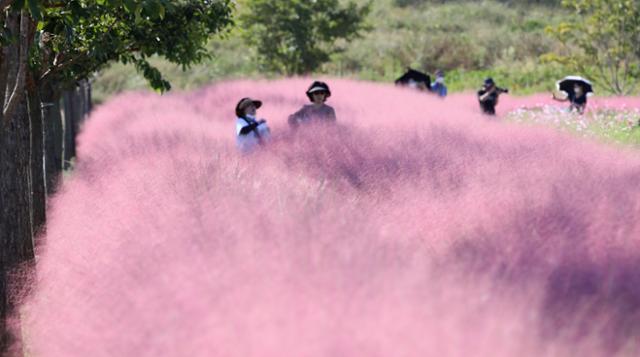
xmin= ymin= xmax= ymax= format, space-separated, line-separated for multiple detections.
xmin=91 ymin=0 xmax=636 ymax=103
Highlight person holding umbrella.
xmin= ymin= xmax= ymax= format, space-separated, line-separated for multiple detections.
xmin=395 ymin=68 xmax=431 ymax=92
xmin=235 ymin=97 xmax=270 ymax=152
xmin=553 ymin=76 xmax=593 ymax=115
xmin=477 ymin=77 xmax=508 ymax=115
xmin=288 ymin=81 xmax=337 ymax=128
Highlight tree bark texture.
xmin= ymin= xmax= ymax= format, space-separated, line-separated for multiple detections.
xmin=62 ymin=90 xmax=75 ymax=168
xmin=0 ymin=99 xmax=34 ymax=355
xmin=28 ymin=86 xmax=46 ymax=238
xmin=0 ymin=10 xmax=36 ymax=355
xmin=62 ymin=80 xmax=91 ymax=169
xmin=43 ymin=85 xmax=63 ymax=195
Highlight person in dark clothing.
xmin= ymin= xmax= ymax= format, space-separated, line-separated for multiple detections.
xmin=553 ymin=83 xmax=588 ymax=114
xmin=477 ymin=77 xmax=508 ymax=115
xmin=288 ymin=81 xmax=337 ymax=128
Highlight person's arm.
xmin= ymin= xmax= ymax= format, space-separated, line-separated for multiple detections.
xmin=238 ymin=119 xmax=265 ymax=135
xmin=328 ymin=107 xmax=337 ymax=121
xmin=552 ymin=92 xmax=568 ymax=102
xmin=479 ymin=88 xmax=495 ymax=102
xmin=287 ymin=115 xmax=297 ymax=128
xmin=288 ymin=107 xmax=307 ymax=127
xmin=258 ymin=119 xmax=271 ymax=134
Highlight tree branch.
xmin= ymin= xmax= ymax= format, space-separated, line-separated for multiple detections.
xmin=621 ymin=54 xmax=637 ymax=96
xmin=40 ymin=45 xmax=140 ymax=83
xmin=0 ymin=44 xmax=8 ymax=119
xmin=43 ymin=2 xmax=65 ymax=9
xmin=3 ymin=11 xmax=30 ymax=121
xmin=1 ymin=10 xmax=19 ymax=120
xmin=0 ymin=0 xmax=13 ymax=12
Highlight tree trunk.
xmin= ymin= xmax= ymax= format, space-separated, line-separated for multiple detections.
xmin=42 ymin=83 xmax=63 ymax=195
xmin=0 ymin=9 xmax=36 ymax=355
xmin=0 ymin=98 xmax=35 ymax=271
xmin=0 ymin=99 xmax=34 ymax=355
xmin=27 ymin=86 xmax=46 ymax=238
xmin=63 ymin=79 xmax=91 ymax=168
xmin=86 ymin=80 xmax=93 ymax=114
xmin=62 ymin=89 xmax=74 ymax=168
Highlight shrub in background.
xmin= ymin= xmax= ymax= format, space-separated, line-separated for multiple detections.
xmin=92 ymin=1 xmax=579 ymax=97
xmin=239 ymin=0 xmax=370 ymax=75
xmin=543 ymin=0 xmax=640 ymax=95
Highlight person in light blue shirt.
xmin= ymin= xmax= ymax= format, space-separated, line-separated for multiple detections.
xmin=430 ymin=70 xmax=448 ymax=98
xmin=235 ymin=97 xmax=270 ymax=152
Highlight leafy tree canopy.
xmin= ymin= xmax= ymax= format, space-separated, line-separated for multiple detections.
xmin=240 ymin=0 xmax=370 ymax=75
xmin=3 ymin=0 xmax=234 ymax=92
xmin=543 ymin=0 xmax=640 ymax=95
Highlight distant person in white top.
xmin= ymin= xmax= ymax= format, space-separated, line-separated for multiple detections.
xmin=288 ymin=81 xmax=337 ymax=128
xmin=235 ymin=97 xmax=270 ymax=152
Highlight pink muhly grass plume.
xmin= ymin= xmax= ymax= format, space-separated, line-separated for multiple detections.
xmin=23 ymin=78 xmax=640 ymax=356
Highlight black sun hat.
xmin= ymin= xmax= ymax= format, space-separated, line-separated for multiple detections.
xmin=235 ymin=97 xmax=262 ymax=117
xmin=306 ymin=81 xmax=331 ymax=101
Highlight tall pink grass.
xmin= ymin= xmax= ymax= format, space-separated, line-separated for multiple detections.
xmin=23 ymin=79 xmax=640 ymax=356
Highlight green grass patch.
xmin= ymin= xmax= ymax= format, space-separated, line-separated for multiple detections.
xmin=507 ymin=106 xmax=640 ymax=148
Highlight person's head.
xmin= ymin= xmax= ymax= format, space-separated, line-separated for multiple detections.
xmin=306 ymin=81 xmax=331 ymax=104
xmin=235 ymin=97 xmax=262 ymax=118
xmin=574 ymin=83 xmax=584 ymax=96
xmin=483 ymin=77 xmax=495 ymax=89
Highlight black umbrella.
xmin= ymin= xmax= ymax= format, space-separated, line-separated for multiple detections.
xmin=395 ymin=68 xmax=431 ymax=89
xmin=557 ymin=76 xmax=593 ymax=96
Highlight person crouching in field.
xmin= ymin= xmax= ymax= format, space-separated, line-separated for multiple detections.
xmin=288 ymin=81 xmax=337 ymax=128
xmin=235 ymin=97 xmax=270 ymax=152
xmin=477 ymin=77 xmax=508 ymax=116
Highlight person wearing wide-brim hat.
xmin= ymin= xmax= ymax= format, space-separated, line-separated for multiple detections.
xmin=288 ymin=81 xmax=337 ymax=128
xmin=235 ymin=97 xmax=270 ymax=152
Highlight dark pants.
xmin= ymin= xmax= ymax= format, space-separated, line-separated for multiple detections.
xmin=480 ymin=102 xmax=496 ymax=115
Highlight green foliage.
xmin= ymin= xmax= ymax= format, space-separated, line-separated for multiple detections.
xmin=444 ymin=61 xmax=568 ymax=94
xmin=94 ymin=1 xmax=581 ymax=98
xmin=544 ymin=0 xmax=640 ymax=95
xmin=393 ymin=0 xmax=563 ymax=7
xmin=91 ymin=26 xmax=263 ymax=103
xmin=240 ymin=0 xmax=370 ymax=75
xmin=326 ymin=1 xmax=568 ymax=81
xmin=508 ymin=107 xmax=640 ymax=148
xmin=609 ymin=126 xmax=640 ymax=147
xmin=29 ymin=0 xmax=234 ymax=92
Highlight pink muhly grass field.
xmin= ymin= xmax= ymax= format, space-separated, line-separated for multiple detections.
xmin=22 ymin=78 xmax=640 ymax=356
